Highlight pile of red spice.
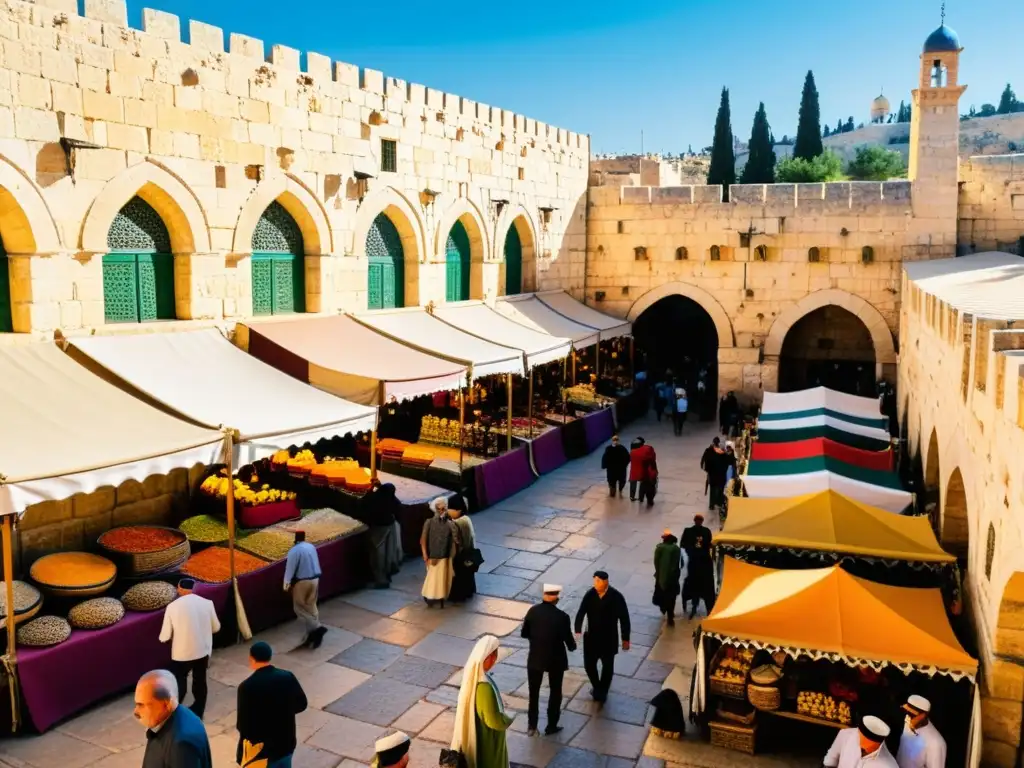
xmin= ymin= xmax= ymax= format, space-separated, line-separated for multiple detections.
xmin=99 ymin=526 xmax=184 ymax=554
xmin=180 ymin=547 xmax=265 ymax=583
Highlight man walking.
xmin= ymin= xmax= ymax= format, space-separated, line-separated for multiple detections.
xmin=628 ymin=437 xmax=658 ymax=507
xmin=521 ymin=584 xmax=576 ymax=737
xmin=284 ymin=530 xmax=325 ymax=648
xmin=574 ymin=571 xmax=631 ymax=703
xmin=601 ymin=435 xmax=631 ymax=497
xmin=136 ymin=670 xmax=213 ymax=768
xmin=236 ymin=642 xmax=308 ymax=768
xmin=159 ymin=578 xmax=220 ymax=720
xmin=681 ymin=514 xmax=715 ymax=619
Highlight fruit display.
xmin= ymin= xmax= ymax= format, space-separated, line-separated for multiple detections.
xmin=796 ymin=691 xmax=853 ymax=725
xmin=420 ymin=415 xmax=462 ymax=447
xmin=562 ymin=384 xmax=614 ymax=408
xmin=494 ymin=417 xmax=551 ymax=439
xmin=200 ymin=475 xmax=298 ymax=506
xmin=711 ymin=646 xmax=755 ymax=684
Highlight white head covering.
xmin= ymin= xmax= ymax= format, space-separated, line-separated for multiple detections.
xmin=451 ymin=635 xmax=501 ymax=767
xmin=861 ymin=715 xmax=891 ymax=740
xmin=429 ymin=496 xmax=448 ymax=515
xmin=906 ymin=694 xmax=931 ymax=713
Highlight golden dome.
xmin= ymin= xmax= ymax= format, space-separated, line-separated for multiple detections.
xmin=870 ymin=94 xmax=890 ymax=119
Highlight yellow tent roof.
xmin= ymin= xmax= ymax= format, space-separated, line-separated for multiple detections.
xmin=715 ymin=491 xmax=954 ymax=563
xmin=704 ymin=557 xmax=976 ymax=677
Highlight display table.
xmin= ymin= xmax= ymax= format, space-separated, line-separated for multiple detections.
xmin=475 ymin=445 xmax=535 ymax=509
xmin=238 ymin=498 xmax=300 ymax=528
xmin=530 ymin=424 xmax=567 ymax=475
xmin=583 ymin=408 xmax=615 ymax=453
xmin=561 ymin=417 xmax=589 ymax=459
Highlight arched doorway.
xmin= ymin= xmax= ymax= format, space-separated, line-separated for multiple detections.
xmin=251 ymin=200 xmax=305 ymax=316
xmin=0 ymin=232 xmax=10 ymax=332
xmin=924 ymin=429 xmax=941 ymax=535
xmin=943 ymin=467 xmax=969 ymax=561
xmin=779 ymin=305 xmax=876 ymax=395
xmin=366 ymin=212 xmax=404 ymax=310
xmin=632 ymin=295 xmax=719 ymax=419
xmin=103 ymin=196 xmax=175 ymax=323
xmin=444 ymin=220 xmax=471 ymax=302
xmin=504 ymin=225 xmax=523 ymax=295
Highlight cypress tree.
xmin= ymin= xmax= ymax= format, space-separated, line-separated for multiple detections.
xmin=794 ymin=70 xmax=823 ymax=160
xmin=823 ymin=125 xmax=830 ymax=137
xmin=707 ymin=86 xmax=736 ymax=199
xmin=998 ymin=84 xmax=1018 ymax=114
xmin=740 ymin=102 xmax=776 ymax=184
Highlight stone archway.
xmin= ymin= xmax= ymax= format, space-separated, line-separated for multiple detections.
xmin=988 ymin=573 xmax=1024 ymax=768
xmin=434 ymin=197 xmax=489 ymax=302
xmin=495 ymin=204 xmax=539 ymax=295
xmin=352 ymin=187 xmax=426 ymax=307
xmin=943 ymin=467 xmax=970 ymax=560
xmin=924 ymin=428 xmax=941 ymax=535
xmin=627 ymin=282 xmax=735 ymax=346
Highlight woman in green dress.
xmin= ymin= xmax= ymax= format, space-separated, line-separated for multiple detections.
xmin=451 ymin=635 xmax=515 ymax=768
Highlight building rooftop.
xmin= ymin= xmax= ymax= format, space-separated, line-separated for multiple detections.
xmin=904 ymin=252 xmax=1024 ymax=320
xmin=923 ymin=24 xmax=961 ymax=53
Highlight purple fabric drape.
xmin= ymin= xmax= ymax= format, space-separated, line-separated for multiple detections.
xmin=583 ymin=408 xmax=615 ymax=453
xmin=475 ymin=446 xmax=534 ymax=509
xmin=531 ymin=427 xmax=567 ymax=475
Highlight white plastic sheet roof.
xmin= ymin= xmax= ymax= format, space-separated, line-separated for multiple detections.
xmin=352 ymin=307 xmax=526 ymax=379
xmin=70 ymin=330 xmax=377 ymax=463
xmin=762 ymin=387 xmax=883 ymax=420
xmin=495 ymin=294 xmax=601 ymax=349
xmin=536 ymin=290 xmax=632 ymax=340
xmin=903 ymin=251 xmax=1024 ymax=320
xmin=432 ymin=301 xmax=572 ymax=369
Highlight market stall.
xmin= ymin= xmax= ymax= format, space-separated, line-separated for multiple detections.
xmin=535 ymin=290 xmax=632 ymax=340
xmin=761 ymin=387 xmax=886 ymax=425
xmin=693 ymin=557 xmax=978 ymax=765
xmin=749 ymin=438 xmax=893 ymax=471
xmin=757 ymin=414 xmax=892 ymax=452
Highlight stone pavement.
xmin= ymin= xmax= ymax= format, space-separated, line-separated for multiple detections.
xmin=0 ymin=417 xmax=818 ymax=768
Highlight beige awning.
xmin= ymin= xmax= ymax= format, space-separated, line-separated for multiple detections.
xmin=432 ymin=301 xmax=572 ymax=369
xmin=536 ymin=290 xmax=631 ymax=340
xmin=495 ymin=294 xmax=601 ymax=349
xmin=0 ymin=343 xmax=224 ymax=516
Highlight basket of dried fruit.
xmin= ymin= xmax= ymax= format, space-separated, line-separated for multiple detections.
xmin=98 ymin=526 xmax=190 ymax=576
xmin=709 ymin=645 xmax=754 ymax=699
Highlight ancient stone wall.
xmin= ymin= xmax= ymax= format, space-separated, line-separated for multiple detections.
xmin=898 ymin=277 xmax=1024 ymax=768
xmin=958 ymin=154 xmax=1024 ymax=254
xmin=0 ymin=0 xmax=588 ymax=338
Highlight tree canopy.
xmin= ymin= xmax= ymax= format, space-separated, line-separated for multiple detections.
xmin=707 ymin=86 xmax=736 ymax=198
xmin=775 ymin=150 xmax=844 ymax=183
xmin=794 ymin=70 xmax=824 ymax=161
xmin=845 ymin=146 xmax=907 ymax=181
xmin=740 ymin=102 xmax=776 ymax=184
xmin=998 ymin=84 xmax=1019 ymax=114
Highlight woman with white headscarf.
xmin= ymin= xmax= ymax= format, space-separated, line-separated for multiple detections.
xmin=420 ymin=496 xmax=457 ymax=608
xmin=451 ymin=635 xmax=514 ymax=768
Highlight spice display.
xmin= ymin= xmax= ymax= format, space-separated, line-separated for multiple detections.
xmin=68 ymin=597 xmax=126 ymax=630
xmin=98 ymin=526 xmax=184 ymax=553
xmin=29 ymin=552 xmax=117 ymax=597
xmin=180 ymin=546 xmax=266 ymax=583
xmin=271 ymin=508 xmax=367 ymax=544
xmin=797 ymin=692 xmax=852 ymax=725
xmin=0 ymin=581 xmax=42 ymax=628
xmin=179 ymin=515 xmax=231 ymax=543
xmin=121 ymin=581 xmax=177 ymax=612
xmin=237 ymin=530 xmax=294 ymax=562
xmin=17 ymin=615 xmax=72 ymax=647
xmin=200 ymin=475 xmax=298 ymax=506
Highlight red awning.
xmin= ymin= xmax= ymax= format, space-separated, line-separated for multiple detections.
xmin=750 ymin=437 xmax=892 ymax=471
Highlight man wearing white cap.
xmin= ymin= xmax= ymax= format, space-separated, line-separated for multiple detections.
xmin=521 ymin=584 xmax=576 ymax=737
xmin=896 ymin=695 xmax=946 ymax=768
xmin=372 ymin=731 xmax=410 ymax=768
xmin=824 ymin=715 xmax=898 ymax=768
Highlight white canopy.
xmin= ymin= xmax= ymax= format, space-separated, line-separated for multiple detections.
xmin=352 ymin=308 xmax=525 ymax=379
xmin=495 ymin=294 xmax=601 ymax=349
xmin=432 ymin=301 xmax=572 ymax=369
xmin=762 ymin=387 xmax=883 ymax=420
xmin=741 ymin=470 xmax=913 ymax=514
xmin=757 ymin=414 xmax=891 ymax=442
xmin=536 ymin=290 xmax=632 ymax=340
xmin=0 ymin=344 xmax=224 ymax=516
xmin=70 ymin=330 xmax=377 ymax=464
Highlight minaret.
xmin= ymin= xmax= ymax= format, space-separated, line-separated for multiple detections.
xmin=908 ymin=7 xmax=966 ymax=256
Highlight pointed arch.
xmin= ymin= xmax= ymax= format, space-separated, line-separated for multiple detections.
xmin=942 ymin=466 xmax=970 ymax=560
xmin=433 ymin=196 xmax=491 ymax=264
xmin=353 ymin=186 xmax=426 ymax=306
xmin=232 ymin=173 xmax=332 ymax=255
xmin=626 ymin=281 xmax=736 ymax=348
xmin=495 ymin=204 xmax=539 ymax=296
xmin=81 ymin=159 xmax=210 ymax=254
xmin=924 ymin=428 xmax=941 ymax=490
xmin=0 ymin=155 xmax=62 ymax=255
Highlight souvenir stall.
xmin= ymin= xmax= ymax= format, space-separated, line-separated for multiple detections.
xmin=692 ymin=557 xmax=979 ymax=767
xmin=0 ymin=343 xmax=225 ymax=733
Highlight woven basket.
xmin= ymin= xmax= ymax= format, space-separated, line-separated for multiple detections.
xmin=716 ymin=701 xmax=756 ymax=726
xmin=747 ymin=683 xmax=781 ymax=711
xmin=710 ymin=676 xmax=747 ymax=700
xmin=30 ymin=553 xmax=117 ymax=598
xmin=98 ymin=527 xmax=191 ymax=577
xmin=710 ymin=720 xmax=756 ymax=754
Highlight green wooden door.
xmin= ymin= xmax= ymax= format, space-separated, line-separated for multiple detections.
xmin=103 ymin=196 xmax=175 ymax=323
xmin=445 ymin=220 xmax=471 ymax=302
xmin=251 ymin=201 xmax=305 ymax=316
xmin=366 ymin=213 xmax=404 ymax=310
xmin=0 ymin=234 xmax=12 ymax=333
xmin=504 ymin=225 xmax=523 ymax=295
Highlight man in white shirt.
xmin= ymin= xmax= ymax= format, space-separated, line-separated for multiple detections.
xmin=159 ymin=578 xmax=221 ymax=720
xmin=896 ymin=695 xmax=946 ymax=768
xmin=824 ymin=715 xmax=899 ymax=768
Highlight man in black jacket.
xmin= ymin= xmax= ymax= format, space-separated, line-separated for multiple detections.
xmin=236 ymin=642 xmax=308 ymax=768
xmin=521 ymin=584 xmax=576 ymax=737
xmin=135 ymin=670 xmax=212 ymax=768
xmin=600 ymin=435 xmax=631 ymax=497
xmin=574 ymin=571 xmax=631 ymax=703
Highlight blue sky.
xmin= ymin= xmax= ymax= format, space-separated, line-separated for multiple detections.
xmin=129 ymin=0 xmax=1022 ymax=154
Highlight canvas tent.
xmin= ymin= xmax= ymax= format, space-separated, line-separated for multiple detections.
xmin=69 ymin=330 xmax=377 ymax=464
xmin=494 ymin=294 xmax=601 ymax=349
xmin=757 ymin=413 xmax=891 ymax=443
xmin=239 ymin=316 xmax=467 ymax=406
xmin=749 ymin=437 xmax=893 ymax=471
xmin=755 ymin=424 xmax=891 ymax=452
xmin=762 ymin=387 xmax=884 ymax=423
xmin=431 ymin=301 xmax=572 ymax=369
xmin=535 ymin=290 xmax=632 ymax=340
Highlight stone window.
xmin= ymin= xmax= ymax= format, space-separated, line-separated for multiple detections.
xmin=986 ymin=522 xmax=996 ymax=580
xmin=930 ymin=61 xmax=948 ymax=88
xmin=754 ymin=245 xmax=768 ymax=261
xmin=808 ymin=246 xmax=822 ymax=263
xmin=710 ymin=245 xmax=721 ymax=261
xmin=380 ymin=139 xmax=397 ymax=173
xmin=616 ymin=221 xmax=624 ymax=234
xmin=861 ymin=245 xmax=874 ymax=264
xmin=675 ymin=247 xmax=688 ymax=261
xmin=634 ymin=246 xmax=648 ymax=261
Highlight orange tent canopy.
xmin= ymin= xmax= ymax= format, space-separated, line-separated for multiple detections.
xmin=704 ymin=557 xmax=976 ymax=677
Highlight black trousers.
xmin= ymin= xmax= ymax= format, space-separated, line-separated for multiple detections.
xmin=607 ymin=472 xmax=626 ymax=496
xmin=672 ymin=412 xmax=686 ymax=435
xmin=709 ymin=483 xmax=725 ymax=509
xmin=583 ymin=640 xmax=615 ymax=698
xmin=170 ymin=656 xmax=209 ymax=719
xmin=526 ymin=668 xmax=564 ymax=730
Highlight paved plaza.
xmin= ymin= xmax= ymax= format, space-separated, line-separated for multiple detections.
xmin=0 ymin=418 xmax=815 ymax=768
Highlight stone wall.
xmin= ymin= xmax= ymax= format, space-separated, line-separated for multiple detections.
xmin=958 ymin=154 xmax=1024 ymax=254
xmin=0 ymin=0 xmax=589 ymax=339
xmin=898 ymin=276 xmax=1024 ymax=768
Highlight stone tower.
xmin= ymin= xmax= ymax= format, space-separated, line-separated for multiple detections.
xmin=908 ymin=19 xmax=966 ymax=257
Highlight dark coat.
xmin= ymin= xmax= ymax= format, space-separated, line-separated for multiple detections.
xmin=142 ymin=706 xmax=212 ymax=768
xmin=681 ymin=524 xmax=715 ymax=600
xmin=650 ymin=689 xmax=686 ymax=732
xmin=360 ymin=483 xmax=400 ymax=528
xmin=574 ymin=586 xmax=631 ymax=655
xmin=236 ymin=665 xmax=308 ymax=764
xmin=705 ymin=449 xmax=729 ymax=484
xmin=601 ymin=444 xmax=631 ymax=479
xmin=521 ymin=601 xmax=576 ymax=671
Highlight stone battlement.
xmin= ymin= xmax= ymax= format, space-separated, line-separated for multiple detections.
xmin=9 ymin=0 xmax=587 ymax=150
xmin=610 ymin=180 xmax=913 ymax=208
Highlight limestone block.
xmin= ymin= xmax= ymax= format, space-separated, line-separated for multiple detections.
xmin=849 ymin=182 xmax=882 ymax=204
xmin=651 ymin=186 xmax=693 ymax=204
xmin=116 ymin=478 xmax=144 ymax=506
xmin=270 ymin=44 xmax=299 ymax=70
xmin=84 ymin=0 xmax=127 ymax=26
xmin=305 ymin=51 xmax=331 ymax=82
xmin=361 ymin=68 xmax=384 ymax=94
xmin=693 ymin=186 xmax=723 ymax=204
xmin=142 ymin=8 xmax=180 ymax=40
xmin=796 ymin=183 xmax=825 ymax=203
xmin=764 ymin=184 xmax=796 ymax=206
xmin=40 ymin=51 xmax=78 ymax=86
xmin=229 ymin=32 xmax=264 ymax=60
xmin=981 ymin=739 xmax=1017 ymax=768
xmin=332 ymin=61 xmax=358 ymax=88
xmin=982 ymin=696 xmax=1023 ymax=747
xmin=730 ymin=184 xmax=766 ymax=205
xmin=13 ymin=106 xmax=59 ymax=141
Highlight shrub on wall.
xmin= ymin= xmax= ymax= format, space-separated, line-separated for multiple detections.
xmin=775 ymin=150 xmax=844 ymax=183
xmin=845 ymin=146 xmax=908 ymax=181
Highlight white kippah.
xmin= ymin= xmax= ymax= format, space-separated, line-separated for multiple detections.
xmin=861 ymin=715 xmax=890 ymax=739
xmin=375 ymin=731 xmax=410 ymax=753
xmin=907 ymin=695 xmax=931 ymax=713
xmin=543 ymin=584 xmax=562 ymax=594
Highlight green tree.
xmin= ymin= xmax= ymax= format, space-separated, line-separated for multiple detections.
xmin=707 ymin=86 xmax=736 ymax=198
xmin=978 ymin=103 xmax=997 ymax=117
xmin=998 ymin=84 xmax=1018 ymax=114
xmin=740 ymin=102 xmax=776 ymax=184
xmin=794 ymin=70 xmax=824 ymax=161
xmin=823 ymin=125 xmax=831 ymax=138
xmin=775 ymin=150 xmax=844 ymax=183
xmin=845 ymin=145 xmax=907 ymax=180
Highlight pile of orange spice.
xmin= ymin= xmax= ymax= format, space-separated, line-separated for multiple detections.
xmin=99 ymin=526 xmax=184 ymax=554
xmin=180 ymin=547 xmax=265 ymax=583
